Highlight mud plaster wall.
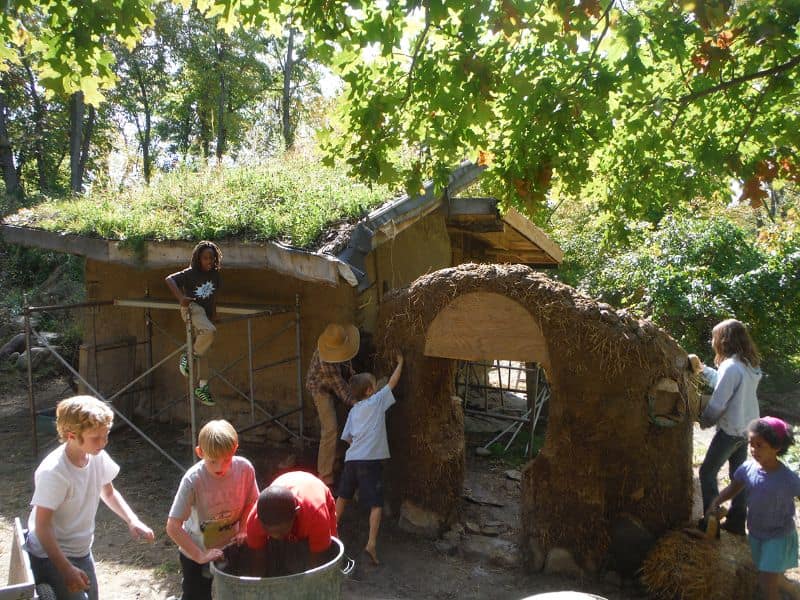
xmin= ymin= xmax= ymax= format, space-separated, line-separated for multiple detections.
xmin=356 ymin=211 xmax=452 ymax=336
xmin=377 ymin=263 xmax=694 ymax=570
xmin=82 ymin=259 xmax=355 ymax=436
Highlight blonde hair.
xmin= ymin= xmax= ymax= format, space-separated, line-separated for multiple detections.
xmin=350 ymin=373 xmax=377 ymax=401
xmin=198 ymin=420 xmax=238 ymax=458
xmin=56 ymin=395 xmax=114 ymax=443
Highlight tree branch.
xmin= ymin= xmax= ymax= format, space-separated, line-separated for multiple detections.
xmin=678 ymin=54 xmax=800 ymax=105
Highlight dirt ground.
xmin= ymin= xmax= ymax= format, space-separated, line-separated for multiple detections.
xmin=1 ymin=372 xmax=798 ymax=599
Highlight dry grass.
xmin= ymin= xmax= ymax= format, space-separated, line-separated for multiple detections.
xmin=641 ymin=529 xmax=756 ymax=600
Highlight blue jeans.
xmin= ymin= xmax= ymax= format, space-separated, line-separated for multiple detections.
xmin=699 ymin=428 xmax=748 ymax=529
xmin=29 ymin=552 xmax=98 ymax=600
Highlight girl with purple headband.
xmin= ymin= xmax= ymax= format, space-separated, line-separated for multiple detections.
xmin=707 ymin=417 xmax=800 ymax=600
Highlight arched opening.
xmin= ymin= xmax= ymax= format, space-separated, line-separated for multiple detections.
xmin=378 ymin=264 xmax=694 ymax=573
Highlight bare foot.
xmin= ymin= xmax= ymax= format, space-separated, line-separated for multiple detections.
xmin=364 ymin=545 xmax=380 ymax=566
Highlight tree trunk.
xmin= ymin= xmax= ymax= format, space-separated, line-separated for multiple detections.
xmin=133 ymin=62 xmax=152 ymax=183
xmin=215 ymin=41 xmax=227 ymax=163
xmin=282 ymin=27 xmax=296 ymax=150
xmin=0 ymin=86 xmax=21 ymax=198
xmin=78 ymin=104 xmax=95 ymax=188
xmin=23 ymin=61 xmax=48 ymax=191
xmin=69 ymin=91 xmax=85 ymax=192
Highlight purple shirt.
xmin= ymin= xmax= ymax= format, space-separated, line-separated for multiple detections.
xmin=734 ymin=460 xmax=800 ymax=540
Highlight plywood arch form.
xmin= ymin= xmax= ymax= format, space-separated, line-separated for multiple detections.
xmin=424 ymin=291 xmax=551 ymax=368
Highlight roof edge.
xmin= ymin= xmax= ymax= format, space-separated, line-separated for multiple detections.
xmin=0 ymin=224 xmax=344 ymax=286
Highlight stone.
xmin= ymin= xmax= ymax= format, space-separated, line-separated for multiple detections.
xmin=442 ymin=529 xmax=461 ymax=544
xmin=434 ymin=539 xmax=458 ymax=556
xmin=398 ymin=500 xmax=441 ymax=538
xmin=461 ymin=535 xmax=519 ymax=569
xmin=504 ymin=469 xmax=522 ymax=481
xmin=543 ymin=547 xmax=583 ymax=578
xmin=465 ymin=521 xmax=481 ymax=535
xmin=607 ymin=513 xmax=655 ymax=578
xmin=0 ymin=333 xmax=26 ymax=359
xmin=480 ymin=525 xmax=503 ymax=537
xmin=449 ymin=522 xmax=465 ymax=537
xmin=474 ymin=446 xmax=491 ymax=457
xmin=527 ymin=538 xmax=546 ymax=572
xmin=16 ymin=347 xmax=52 ymax=370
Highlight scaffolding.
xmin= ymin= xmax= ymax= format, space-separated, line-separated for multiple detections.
xmin=456 ymin=360 xmax=549 ymax=458
xmin=24 ymin=294 xmax=305 ymax=472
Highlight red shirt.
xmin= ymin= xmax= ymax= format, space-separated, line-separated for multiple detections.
xmin=245 ymin=471 xmax=337 ymax=554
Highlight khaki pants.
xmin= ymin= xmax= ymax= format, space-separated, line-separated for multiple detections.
xmin=180 ymin=303 xmax=216 ymax=379
xmin=313 ymin=391 xmax=337 ymax=485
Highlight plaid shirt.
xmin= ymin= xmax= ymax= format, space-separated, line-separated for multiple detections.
xmin=305 ymin=349 xmax=355 ymax=406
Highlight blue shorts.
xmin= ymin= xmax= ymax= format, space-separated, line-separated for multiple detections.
xmin=749 ymin=529 xmax=799 ymax=573
xmin=337 ymin=460 xmax=384 ymax=507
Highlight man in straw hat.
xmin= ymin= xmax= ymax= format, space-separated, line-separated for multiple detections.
xmin=305 ymin=323 xmax=360 ymax=487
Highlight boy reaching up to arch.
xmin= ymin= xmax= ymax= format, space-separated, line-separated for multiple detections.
xmin=335 ymin=352 xmax=403 ymax=565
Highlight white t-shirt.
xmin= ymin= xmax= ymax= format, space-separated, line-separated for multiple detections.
xmin=341 ymin=385 xmax=396 ymax=461
xmin=168 ymin=456 xmax=258 ymax=554
xmin=26 ymin=444 xmax=120 ymax=558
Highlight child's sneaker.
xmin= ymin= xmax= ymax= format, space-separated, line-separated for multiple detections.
xmin=179 ymin=353 xmax=189 ymax=377
xmin=195 ymin=384 xmax=214 ymax=406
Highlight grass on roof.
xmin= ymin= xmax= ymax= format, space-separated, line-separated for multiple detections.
xmin=6 ymin=157 xmax=394 ymax=249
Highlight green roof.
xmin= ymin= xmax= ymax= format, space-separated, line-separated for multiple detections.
xmin=5 ymin=157 xmax=394 ymax=250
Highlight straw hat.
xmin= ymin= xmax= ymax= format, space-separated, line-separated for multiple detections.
xmin=317 ymin=323 xmax=360 ymax=363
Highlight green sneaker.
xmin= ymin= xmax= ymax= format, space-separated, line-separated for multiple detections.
xmin=179 ymin=353 xmax=189 ymax=377
xmin=195 ymin=384 xmax=214 ymax=407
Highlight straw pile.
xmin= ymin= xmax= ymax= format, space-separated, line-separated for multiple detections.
xmin=641 ymin=529 xmax=756 ymax=600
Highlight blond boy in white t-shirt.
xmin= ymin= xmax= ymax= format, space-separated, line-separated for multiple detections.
xmin=26 ymin=395 xmax=154 ymax=600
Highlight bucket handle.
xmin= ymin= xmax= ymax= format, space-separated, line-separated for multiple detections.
xmin=341 ymin=555 xmax=356 ymax=576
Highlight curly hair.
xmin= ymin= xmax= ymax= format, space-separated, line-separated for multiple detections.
xmin=190 ymin=240 xmax=222 ymax=271
xmin=749 ymin=417 xmax=794 ymax=456
xmin=198 ymin=419 xmax=238 ymax=458
xmin=711 ymin=318 xmax=760 ymax=368
xmin=56 ymin=395 xmax=114 ymax=443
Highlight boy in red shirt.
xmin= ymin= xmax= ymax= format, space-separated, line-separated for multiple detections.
xmin=245 ymin=470 xmax=337 ymax=575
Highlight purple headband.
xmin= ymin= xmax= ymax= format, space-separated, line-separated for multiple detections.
xmin=761 ymin=416 xmax=790 ymax=442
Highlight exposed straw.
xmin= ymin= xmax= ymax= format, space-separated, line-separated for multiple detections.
xmin=641 ymin=530 xmax=756 ymax=600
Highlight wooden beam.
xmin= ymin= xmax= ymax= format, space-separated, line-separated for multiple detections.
xmin=0 ymin=224 xmax=343 ymax=285
xmin=501 ymin=208 xmax=564 ymax=263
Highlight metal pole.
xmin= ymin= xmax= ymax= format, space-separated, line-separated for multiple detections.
xmin=248 ymin=318 xmax=254 ymax=424
xmin=25 ymin=299 xmax=114 ymax=313
xmin=186 ymin=307 xmax=196 ymax=463
xmin=24 ymin=299 xmax=38 ymax=457
xmin=295 ymin=294 xmax=303 ymax=447
xmin=30 ymin=326 xmax=186 ymax=472
xmin=528 ymin=364 xmax=540 ymax=459
xmin=144 ymin=287 xmax=154 ymax=418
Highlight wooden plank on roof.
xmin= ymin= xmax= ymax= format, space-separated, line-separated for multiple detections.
xmin=501 ymin=208 xmax=564 ymax=263
xmin=0 ymin=224 xmax=110 ymax=262
xmin=448 ymin=197 xmax=498 ymax=216
xmin=0 ymin=225 xmax=342 ymax=286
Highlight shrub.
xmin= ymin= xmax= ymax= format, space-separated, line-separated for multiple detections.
xmin=554 ymin=213 xmax=800 ymax=388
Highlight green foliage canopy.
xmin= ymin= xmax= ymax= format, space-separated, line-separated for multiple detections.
xmin=3 ymin=0 xmax=799 ymax=220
